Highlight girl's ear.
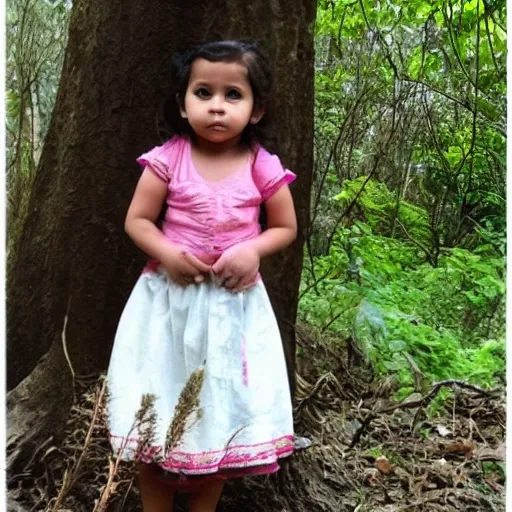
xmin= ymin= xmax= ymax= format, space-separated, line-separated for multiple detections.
xmin=250 ymin=107 xmax=265 ymax=125
xmin=177 ymin=94 xmax=187 ymax=119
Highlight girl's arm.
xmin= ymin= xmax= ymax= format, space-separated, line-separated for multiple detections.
xmin=125 ymin=170 xmax=174 ymax=262
xmin=249 ymin=185 xmax=297 ymax=257
xmin=125 ymin=170 xmax=210 ymax=284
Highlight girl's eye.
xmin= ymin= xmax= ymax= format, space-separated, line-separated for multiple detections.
xmin=226 ymin=89 xmax=242 ymax=100
xmin=195 ymin=88 xmax=211 ymax=99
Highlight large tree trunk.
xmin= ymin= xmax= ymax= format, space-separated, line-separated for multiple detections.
xmin=7 ymin=0 xmax=316 ymax=478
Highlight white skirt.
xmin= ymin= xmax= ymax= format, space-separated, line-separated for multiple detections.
xmin=107 ymin=266 xmax=294 ymax=476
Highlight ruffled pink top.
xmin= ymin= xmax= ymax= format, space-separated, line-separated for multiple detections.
xmin=137 ymin=136 xmax=296 ymax=268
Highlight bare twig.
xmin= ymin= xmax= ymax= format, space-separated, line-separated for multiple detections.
xmin=350 ymin=379 xmax=498 ymax=448
xmin=51 ymin=378 xmax=107 ymax=511
xmin=61 ymin=298 xmax=75 ymax=394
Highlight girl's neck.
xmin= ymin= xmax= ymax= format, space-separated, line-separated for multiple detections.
xmin=189 ymin=136 xmax=251 ymax=183
xmin=192 ymin=134 xmax=247 ymax=157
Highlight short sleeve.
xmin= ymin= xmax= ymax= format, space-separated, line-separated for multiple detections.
xmin=136 ymin=136 xmax=183 ymax=184
xmin=252 ymin=147 xmax=296 ymax=201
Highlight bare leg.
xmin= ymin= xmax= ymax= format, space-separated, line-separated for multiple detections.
xmin=138 ymin=463 xmax=175 ymax=512
xmin=189 ymin=480 xmax=225 ymax=512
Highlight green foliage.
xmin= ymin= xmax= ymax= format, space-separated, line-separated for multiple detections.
xmin=300 ymin=178 xmax=505 ymax=395
xmin=306 ymin=0 xmax=506 ymax=403
xmin=333 ymin=177 xmax=431 ymax=242
xmin=312 ymin=0 xmax=506 ymax=259
xmin=426 ymin=388 xmax=453 ymax=417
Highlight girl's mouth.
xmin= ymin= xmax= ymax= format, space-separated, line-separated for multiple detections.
xmin=208 ymin=123 xmax=227 ymax=131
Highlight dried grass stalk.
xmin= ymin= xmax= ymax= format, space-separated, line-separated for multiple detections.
xmin=95 ymin=366 xmax=205 ymax=510
xmin=165 ymin=365 xmax=205 ymax=455
xmin=94 ymin=392 xmax=156 ymax=512
xmin=134 ymin=393 xmax=158 ymax=458
xmin=49 ymin=376 xmax=107 ymax=512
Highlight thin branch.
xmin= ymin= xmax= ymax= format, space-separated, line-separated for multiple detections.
xmin=350 ymin=379 xmax=499 ymax=448
xmin=324 ymin=168 xmax=377 ymax=251
xmin=304 ymin=235 xmax=319 ymax=294
xmin=358 ymin=0 xmax=400 ymax=78
xmin=442 ymin=2 xmax=476 ymax=88
xmin=324 ymin=104 xmax=400 ymax=251
xmin=395 ymin=219 xmax=433 ymax=261
xmin=299 ymin=266 xmax=336 ymax=301
xmin=484 ymin=13 xmax=501 ymax=75
xmin=453 ymin=0 xmax=481 ymax=242
xmin=489 ymin=9 xmax=506 ymax=33
xmin=421 ymin=93 xmax=452 ymax=173
xmin=310 ymin=88 xmax=373 ymax=229
xmin=401 ymin=77 xmax=471 ymax=111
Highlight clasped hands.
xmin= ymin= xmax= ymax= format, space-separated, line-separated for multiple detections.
xmin=161 ymin=241 xmax=260 ymax=293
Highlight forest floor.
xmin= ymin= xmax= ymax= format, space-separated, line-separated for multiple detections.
xmin=8 ymin=324 xmax=505 ymax=512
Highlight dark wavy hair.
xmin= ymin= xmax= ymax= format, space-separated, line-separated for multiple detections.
xmin=162 ymin=40 xmax=276 ymax=150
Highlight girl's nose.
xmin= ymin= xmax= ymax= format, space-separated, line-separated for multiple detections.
xmin=209 ymin=96 xmax=225 ymax=114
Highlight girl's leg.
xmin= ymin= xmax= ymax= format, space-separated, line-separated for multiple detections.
xmin=189 ymin=480 xmax=225 ymax=512
xmin=138 ymin=463 xmax=175 ymax=512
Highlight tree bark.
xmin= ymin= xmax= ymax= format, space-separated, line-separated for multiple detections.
xmin=7 ymin=0 xmax=316 ymax=477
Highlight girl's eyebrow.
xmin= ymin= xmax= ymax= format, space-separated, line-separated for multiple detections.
xmin=191 ymin=80 xmax=247 ymax=88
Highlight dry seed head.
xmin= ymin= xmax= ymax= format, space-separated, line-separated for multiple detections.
xmin=103 ymin=375 xmax=112 ymax=429
xmin=134 ymin=393 xmax=158 ymax=457
xmin=165 ymin=366 xmax=205 ymax=454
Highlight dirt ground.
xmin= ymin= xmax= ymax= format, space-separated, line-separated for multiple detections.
xmin=8 ymin=325 xmax=505 ymax=511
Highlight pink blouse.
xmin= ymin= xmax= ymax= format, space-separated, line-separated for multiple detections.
xmin=137 ymin=136 xmax=296 ymax=267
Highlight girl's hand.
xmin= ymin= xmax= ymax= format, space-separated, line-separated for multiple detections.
xmin=161 ymin=245 xmax=211 ymax=287
xmin=211 ymin=242 xmax=260 ymax=293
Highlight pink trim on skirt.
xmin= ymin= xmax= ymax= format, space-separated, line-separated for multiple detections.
xmin=110 ymin=432 xmax=293 ymax=490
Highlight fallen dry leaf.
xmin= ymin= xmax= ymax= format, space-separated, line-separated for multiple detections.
xmin=375 ymin=455 xmax=392 ymax=474
xmin=443 ymin=439 xmax=475 ymax=458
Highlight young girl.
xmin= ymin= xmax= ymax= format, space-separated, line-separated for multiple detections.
xmin=107 ymin=40 xmax=297 ymax=512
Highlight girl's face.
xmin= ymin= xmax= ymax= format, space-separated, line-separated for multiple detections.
xmin=180 ymin=58 xmax=263 ymax=148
